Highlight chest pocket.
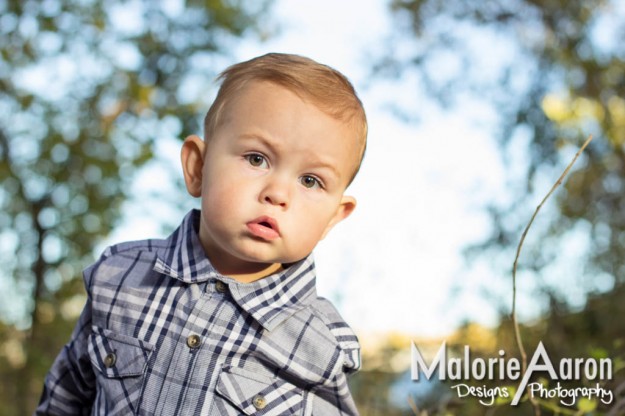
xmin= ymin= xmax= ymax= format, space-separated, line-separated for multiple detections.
xmin=215 ymin=365 xmax=304 ymax=415
xmin=88 ymin=327 xmax=154 ymax=415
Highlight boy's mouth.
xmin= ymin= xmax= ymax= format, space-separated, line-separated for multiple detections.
xmin=246 ymin=216 xmax=280 ymax=241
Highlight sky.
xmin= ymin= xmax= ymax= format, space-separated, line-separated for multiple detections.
xmin=103 ymin=0 xmax=516 ymax=338
xmin=99 ymin=0 xmax=625 ymax=340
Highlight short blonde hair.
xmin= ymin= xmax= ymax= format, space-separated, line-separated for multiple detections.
xmin=203 ymin=53 xmax=367 ymax=184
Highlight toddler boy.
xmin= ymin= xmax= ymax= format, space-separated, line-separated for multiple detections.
xmin=37 ymin=53 xmax=367 ymax=415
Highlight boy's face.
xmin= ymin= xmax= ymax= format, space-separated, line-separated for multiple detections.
xmin=181 ymin=81 xmax=358 ymax=278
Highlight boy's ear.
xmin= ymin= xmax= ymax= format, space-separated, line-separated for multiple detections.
xmin=181 ymin=135 xmax=206 ymax=197
xmin=320 ymin=196 xmax=356 ymax=240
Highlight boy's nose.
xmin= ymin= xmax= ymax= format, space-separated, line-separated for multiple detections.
xmin=259 ymin=177 xmax=290 ymax=208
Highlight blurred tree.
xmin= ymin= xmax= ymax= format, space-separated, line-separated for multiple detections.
xmin=381 ymin=0 xmax=625 ymax=313
xmin=0 ymin=0 xmax=271 ymax=413
xmin=378 ymin=2 xmax=625 ymax=413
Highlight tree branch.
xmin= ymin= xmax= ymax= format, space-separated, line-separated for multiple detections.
xmin=511 ymin=134 xmax=593 ymax=415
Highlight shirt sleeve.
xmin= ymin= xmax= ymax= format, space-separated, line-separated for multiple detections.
xmin=305 ymin=299 xmax=362 ymax=415
xmin=310 ymin=371 xmax=361 ymax=416
xmin=35 ymin=269 xmax=97 ymax=415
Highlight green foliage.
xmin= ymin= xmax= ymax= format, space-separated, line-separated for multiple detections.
xmin=374 ymin=5 xmax=625 ymax=413
xmin=375 ymin=7 xmax=625 ymax=409
xmin=0 ymin=0 xmax=271 ymax=412
xmin=382 ymin=0 xmax=625 ymax=301
xmin=350 ymin=288 xmax=625 ymax=414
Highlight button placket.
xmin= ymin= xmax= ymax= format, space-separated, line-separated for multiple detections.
xmin=158 ymin=281 xmax=234 ymax=412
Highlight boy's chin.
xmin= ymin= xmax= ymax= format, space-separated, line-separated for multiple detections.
xmin=216 ymin=242 xmax=312 ymax=276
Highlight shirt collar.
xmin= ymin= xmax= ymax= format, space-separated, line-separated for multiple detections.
xmin=153 ymin=209 xmax=318 ymax=331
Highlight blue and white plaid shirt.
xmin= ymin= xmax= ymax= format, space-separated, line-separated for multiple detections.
xmin=36 ymin=210 xmax=361 ymax=415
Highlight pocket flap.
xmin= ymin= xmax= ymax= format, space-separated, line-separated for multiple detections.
xmin=88 ymin=327 xmax=153 ymax=378
xmin=216 ymin=365 xmax=303 ymax=415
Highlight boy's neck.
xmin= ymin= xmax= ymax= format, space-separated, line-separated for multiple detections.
xmin=224 ymin=262 xmax=283 ymax=284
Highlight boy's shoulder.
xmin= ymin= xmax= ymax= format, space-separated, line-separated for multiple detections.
xmin=308 ymin=296 xmax=353 ymax=330
xmin=301 ymin=296 xmax=361 ymax=372
xmin=93 ymin=236 xmax=171 ymax=270
xmin=83 ymin=236 xmax=174 ymax=287
xmin=308 ymin=296 xmax=359 ymax=341
xmin=102 ymin=236 xmax=171 ymax=258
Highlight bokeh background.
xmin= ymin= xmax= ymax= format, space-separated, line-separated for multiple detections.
xmin=1 ymin=0 xmax=624 ymax=414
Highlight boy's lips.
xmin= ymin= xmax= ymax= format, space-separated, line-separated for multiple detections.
xmin=246 ymin=216 xmax=280 ymax=240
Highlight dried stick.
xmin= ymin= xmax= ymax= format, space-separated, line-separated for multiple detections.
xmin=511 ymin=134 xmax=593 ymax=416
xmin=407 ymin=396 xmax=421 ymax=415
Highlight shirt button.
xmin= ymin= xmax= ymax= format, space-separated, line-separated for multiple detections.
xmin=186 ymin=334 xmax=202 ymax=349
xmin=252 ymin=394 xmax=267 ymax=410
xmin=215 ymin=280 xmax=228 ymax=293
xmin=103 ymin=352 xmax=116 ymax=368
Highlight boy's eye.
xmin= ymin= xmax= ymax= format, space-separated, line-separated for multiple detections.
xmin=245 ymin=153 xmax=268 ymax=168
xmin=300 ymin=175 xmax=321 ymax=189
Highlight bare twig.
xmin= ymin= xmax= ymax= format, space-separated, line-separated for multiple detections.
xmin=408 ymin=396 xmax=428 ymax=416
xmin=511 ymin=135 xmax=593 ymax=416
xmin=407 ymin=396 xmax=420 ymax=415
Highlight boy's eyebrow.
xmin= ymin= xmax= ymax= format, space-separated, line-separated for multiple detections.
xmin=238 ymin=133 xmax=342 ymax=179
xmin=239 ymin=133 xmax=282 ymax=152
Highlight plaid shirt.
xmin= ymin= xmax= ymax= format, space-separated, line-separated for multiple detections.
xmin=36 ymin=210 xmax=361 ymax=415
